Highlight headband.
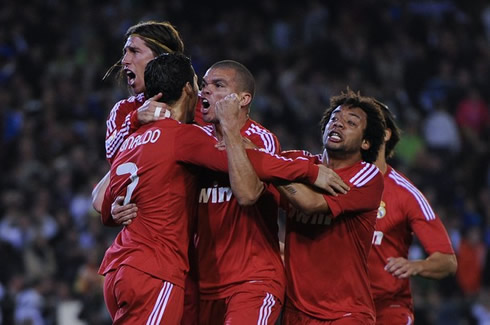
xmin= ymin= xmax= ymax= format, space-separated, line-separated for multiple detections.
xmin=131 ymin=33 xmax=174 ymax=53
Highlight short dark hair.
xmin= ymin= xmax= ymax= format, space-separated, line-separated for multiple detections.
xmin=320 ymin=89 xmax=386 ymax=163
xmin=144 ymin=53 xmax=195 ymax=105
xmin=209 ymin=60 xmax=255 ymax=100
xmin=373 ymin=99 xmax=401 ymax=159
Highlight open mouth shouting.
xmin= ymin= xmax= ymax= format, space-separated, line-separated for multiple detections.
xmin=201 ymin=97 xmax=211 ymax=113
xmin=124 ymin=68 xmax=136 ymax=87
xmin=328 ymin=130 xmax=343 ymax=143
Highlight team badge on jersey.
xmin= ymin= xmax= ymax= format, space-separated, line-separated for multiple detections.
xmin=377 ymin=201 xmax=386 ymax=219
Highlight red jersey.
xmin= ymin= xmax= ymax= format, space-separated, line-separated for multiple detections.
xmin=197 ymin=119 xmax=285 ymax=301
xmin=99 ymin=119 xmax=322 ymax=288
xmin=368 ymin=165 xmax=454 ymax=310
xmin=105 ymin=93 xmax=208 ymax=164
xmin=285 ymin=158 xmax=384 ymax=321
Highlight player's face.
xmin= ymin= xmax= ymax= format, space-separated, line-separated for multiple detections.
xmin=121 ymin=36 xmax=155 ymax=94
xmin=200 ymin=67 xmax=241 ymax=123
xmin=323 ymin=105 xmax=368 ymax=156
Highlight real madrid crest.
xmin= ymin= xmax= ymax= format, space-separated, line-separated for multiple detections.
xmin=377 ymin=201 xmax=386 ymax=219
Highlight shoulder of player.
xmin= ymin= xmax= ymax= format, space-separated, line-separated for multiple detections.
xmin=280 ymin=150 xmax=321 ymax=164
xmin=385 ymin=168 xmax=421 ymax=195
xmin=243 ymin=119 xmax=280 ymax=153
xmin=109 ymin=94 xmax=146 ymax=114
xmin=346 ymin=161 xmax=383 ymax=188
xmin=386 ymin=168 xmax=436 ymax=219
xmin=178 ymin=123 xmax=218 ymax=140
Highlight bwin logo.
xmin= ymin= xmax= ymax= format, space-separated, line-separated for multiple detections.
xmin=199 ymin=187 xmax=233 ymax=203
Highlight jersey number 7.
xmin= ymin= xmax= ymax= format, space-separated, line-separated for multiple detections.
xmin=116 ymin=162 xmax=139 ymax=205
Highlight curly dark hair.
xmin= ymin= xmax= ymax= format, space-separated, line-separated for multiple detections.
xmin=320 ymin=89 xmax=386 ymax=163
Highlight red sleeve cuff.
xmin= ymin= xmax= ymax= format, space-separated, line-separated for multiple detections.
xmin=306 ymin=163 xmax=319 ymax=184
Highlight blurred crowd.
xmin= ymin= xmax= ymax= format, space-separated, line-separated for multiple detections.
xmin=0 ymin=0 xmax=489 ymax=324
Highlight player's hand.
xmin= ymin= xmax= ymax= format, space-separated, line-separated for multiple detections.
xmin=111 ymin=196 xmax=138 ymax=226
xmin=137 ymin=93 xmax=171 ymax=124
xmin=385 ymin=257 xmax=423 ymax=279
xmin=215 ymin=93 xmax=241 ymax=133
xmin=313 ymin=164 xmax=349 ymax=196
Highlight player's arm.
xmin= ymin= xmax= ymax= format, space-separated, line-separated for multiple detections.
xmin=216 ymin=93 xmax=264 ymax=205
xmin=277 ymin=182 xmax=330 ymax=215
xmin=176 ymin=127 xmax=321 ymax=188
xmin=94 ymin=172 xmax=137 ymax=226
xmin=275 ymin=164 xmax=348 ymax=215
xmin=92 ymin=171 xmax=110 ymax=213
xmin=385 ymin=179 xmax=457 ymax=279
xmin=106 ymin=93 xmax=168 ymax=161
xmin=384 ymin=252 xmax=457 ymax=279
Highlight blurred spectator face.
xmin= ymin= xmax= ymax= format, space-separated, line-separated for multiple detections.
xmin=121 ymin=36 xmax=155 ymax=94
xmin=200 ymin=67 xmax=242 ymax=124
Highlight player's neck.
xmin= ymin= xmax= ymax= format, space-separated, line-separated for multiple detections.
xmin=170 ymin=97 xmax=193 ymax=123
xmin=323 ymin=150 xmax=362 ymax=169
xmin=374 ymin=144 xmax=388 ymax=174
xmin=374 ymin=155 xmax=388 ymax=174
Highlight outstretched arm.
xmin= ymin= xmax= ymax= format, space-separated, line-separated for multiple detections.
xmin=277 ymin=182 xmax=330 ymax=215
xmin=276 ymin=164 xmax=349 ymax=215
xmin=385 ymin=252 xmax=457 ymax=279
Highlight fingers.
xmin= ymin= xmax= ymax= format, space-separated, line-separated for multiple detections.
xmin=385 ymin=257 xmax=413 ymax=278
xmin=154 ymin=106 xmax=162 ymax=118
xmin=148 ymin=92 xmax=163 ymax=101
xmin=111 ymin=196 xmax=138 ymax=225
xmin=315 ymin=165 xmax=350 ymax=195
xmin=215 ymin=140 xmax=226 ymax=151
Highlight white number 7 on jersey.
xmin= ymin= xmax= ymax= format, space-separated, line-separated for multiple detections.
xmin=116 ymin=162 xmax=139 ymax=205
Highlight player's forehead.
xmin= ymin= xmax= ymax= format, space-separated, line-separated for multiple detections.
xmin=203 ymin=67 xmax=236 ymax=83
xmin=331 ymin=105 xmax=365 ymax=120
xmin=124 ymin=35 xmax=149 ymax=50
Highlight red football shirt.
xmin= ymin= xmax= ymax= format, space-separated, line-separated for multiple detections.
xmin=104 ymin=93 xmax=208 ymax=164
xmin=368 ymin=165 xmax=454 ymax=310
xmin=285 ymin=159 xmax=384 ymax=321
xmin=99 ymin=119 xmax=322 ymax=288
xmin=197 ymin=119 xmax=286 ymax=301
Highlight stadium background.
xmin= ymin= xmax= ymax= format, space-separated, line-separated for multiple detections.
xmin=0 ymin=0 xmax=489 ymax=324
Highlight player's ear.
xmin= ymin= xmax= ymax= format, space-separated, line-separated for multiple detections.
xmin=361 ymin=139 xmax=371 ymax=150
xmin=184 ymin=82 xmax=193 ymax=96
xmin=239 ymin=92 xmax=252 ymax=107
xmin=384 ymin=128 xmax=392 ymax=142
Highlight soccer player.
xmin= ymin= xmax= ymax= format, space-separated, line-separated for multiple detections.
xmin=92 ymin=20 xmax=187 ymax=213
xmin=99 ymin=53 xmax=344 ymax=324
xmin=368 ymin=100 xmax=457 ymax=325
xmin=275 ymin=90 xmax=386 ymax=324
xmin=196 ymin=61 xmax=290 ymax=324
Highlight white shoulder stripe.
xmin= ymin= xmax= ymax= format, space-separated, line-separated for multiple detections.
xmin=349 ymin=163 xmax=379 ymax=187
xmin=389 ymin=170 xmax=436 ymax=221
xmin=193 ymin=124 xmax=218 ymax=139
xmin=248 ymin=123 xmax=276 ymax=153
